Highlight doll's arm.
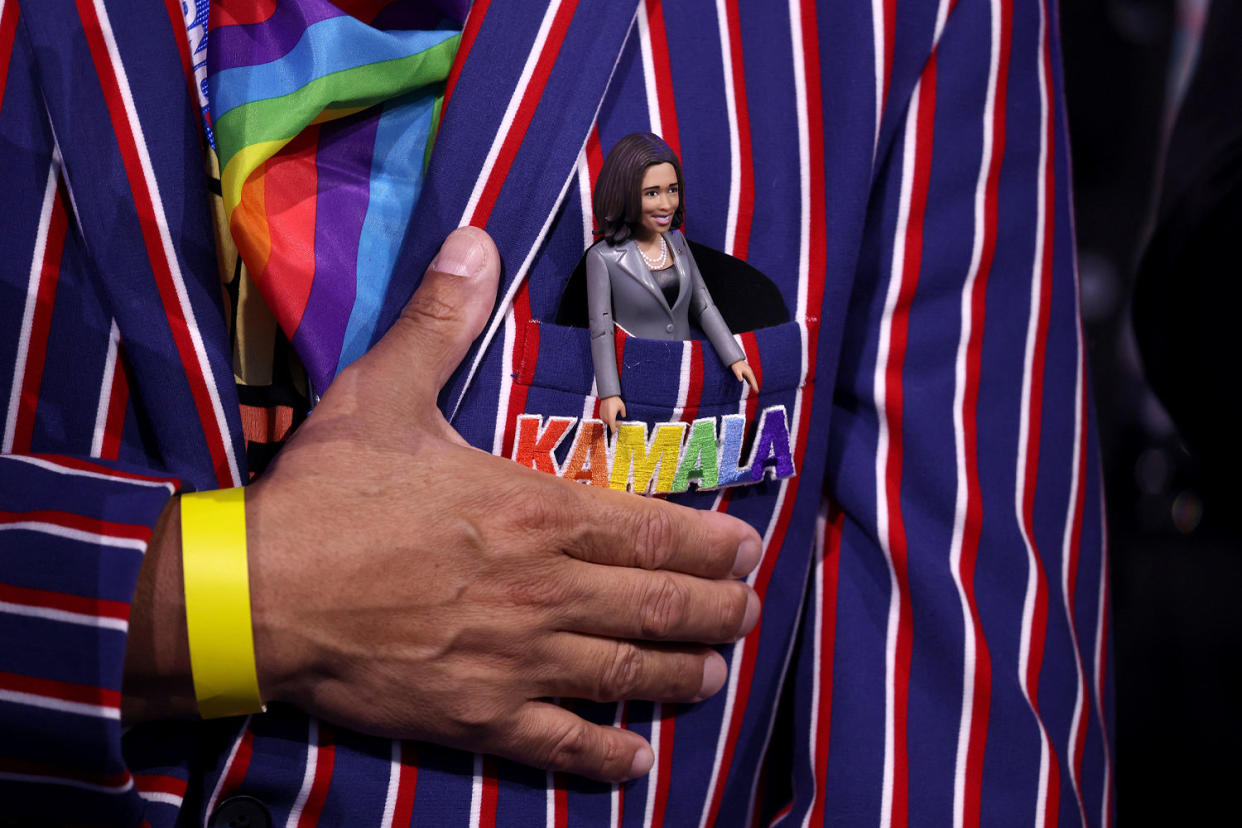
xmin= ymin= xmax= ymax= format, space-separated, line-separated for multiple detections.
xmin=683 ymin=237 xmax=747 ymax=367
xmin=586 ymin=246 xmax=623 ymax=401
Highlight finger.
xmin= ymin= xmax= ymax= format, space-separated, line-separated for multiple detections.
xmin=567 ymin=490 xmax=764 ymax=579
xmin=503 ymin=701 xmax=654 ymax=782
xmin=558 ymin=560 xmax=759 ymax=643
xmin=745 ymin=367 xmax=759 ymax=394
xmin=536 ymin=634 xmax=729 ymax=703
xmin=365 ymin=226 xmax=501 ymax=399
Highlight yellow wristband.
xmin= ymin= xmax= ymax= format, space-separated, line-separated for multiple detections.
xmin=181 ymin=487 xmax=265 ymax=718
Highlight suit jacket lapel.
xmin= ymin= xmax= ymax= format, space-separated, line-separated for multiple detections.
xmin=616 ymin=240 xmax=675 ymax=317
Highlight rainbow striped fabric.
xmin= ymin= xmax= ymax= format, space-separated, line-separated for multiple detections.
xmin=207 ymin=0 xmax=460 ymax=394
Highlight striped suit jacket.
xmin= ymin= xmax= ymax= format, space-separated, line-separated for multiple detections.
xmin=0 ymin=0 xmax=1113 ymax=826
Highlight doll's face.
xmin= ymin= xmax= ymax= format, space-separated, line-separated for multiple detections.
xmin=637 ymin=162 xmax=680 ymax=240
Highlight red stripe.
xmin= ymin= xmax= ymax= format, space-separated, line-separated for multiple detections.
xmin=99 ymin=348 xmax=131 ymax=462
xmin=958 ymin=3 xmax=1012 ymax=820
xmin=882 ymin=0 xmax=896 ymax=114
xmin=0 ymin=0 xmax=19 ymax=118
xmin=650 ymin=706 xmax=676 ymax=828
xmin=296 ymin=723 xmax=335 ymax=828
xmin=722 ymin=0 xmax=753 ymax=260
xmin=643 ymin=0 xmax=680 ymax=158
xmin=0 ymin=670 xmax=120 ymax=709
xmin=467 ymin=0 xmax=580 ymax=229
xmin=1095 ymin=546 xmax=1112 ymax=828
xmin=0 ymin=508 xmax=151 ymax=542
xmin=702 ymin=0 xmax=828 ymax=817
xmin=259 ymin=125 xmax=320 ymax=338
xmin=74 ymin=0 xmax=235 ymax=487
xmin=211 ymin=0 xmax=278 ymax=28
xmin=441 ymin=0 xmax=490 ymax=120
xmin=479 ymin=756 xmax=499 ymax=827
xmin=0 ymin=757 xmax=130 ymax=790
xmin=31 ymin=454 xmax=177 ymax=487
xmin=212 ymin=723 xmax=255 ymax=807
xmin=134 ymin=773 xmax=187 ymax=797
xmin=390 ymin=742 xmax=418 ymax=826
xmin=678 ymin=341 xmax=703 ymax=425
xmin=806 ymin=505 xmax=843 ymax=828
xmin=11 ymin=178 xmax=68 ymax=454
xmin=0 ymin=583 xmax=130 ymax=622
xmin=712 ymin=332 xmax=761 ymax=514
xmin=500 ymin=284 xmax=536 ymax=460
xmin=1019 ymin=9 xmax=1061 ymax=821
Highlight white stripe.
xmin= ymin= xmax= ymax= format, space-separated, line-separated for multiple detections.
xmin=0 ymin=454 xmax=174 ymax=492
xmin=90 ymin=320 xmax=122 ymax=458
xmin=204 ymin=717 xmax=251 ymax=821
xmin=3 ymin=154 xmax=59 ymax=454
xmin=0 ymin=771 xmax=132 ymax=795
xmin=578 ymin=150 xmax=596 ymax=249
xmin=636 ymin=0 xmax=662 ymax=136
xmin=1059 ymin=238 xmax=1090 ymax=822
xmin=491 ymin=308 xmax=518 ymax=456
xmin=0 ymin=522 xmax=146 ymax=551
xmin=708 ymin=334 xmax=750 ymax=513
xmin=469 ymin=753 xmax=484 ymax=828
xmin=609 ymin=705 xmax=624 ymax=828
xmin=798 ymin=506 xmax=829 ymax=828
xmin=0 ymin=600 xmax=128 ymax=633
xmin=460 ymin=0 xmax=566 ymax=227
xmin=672 ymin=342 xmax=692 ymax=421
xmin=643 ymin=702 xmax=662 ymax=828
xmin=91 ymin=0 xmax=241 ymax=486
xmin=871 ymin=0 xmax=885 ymax=152
xmin=714 ymin=0 xmax=742 ymax=256
xmin=546 ymin=768 xmax=557 ymax=828
xmin=0 ymin=688 xmax=119 ymax=720
xmin=139 ymin=790 xmax=184 ymax=808
xmin=1015 ymin=1 xmax=1054 ymax=822
xmin=286 ymin=718 xmax=320 ymax=828
xmin=949 ymin=1 xmax=1000 ymax=824
xmin=381 ymin=739 xmax=402 ymax=827
xmin=1093 ymin=486 xmax=1112 ymax=828
xmin=875 ymin=78 xmax=921 ymax=828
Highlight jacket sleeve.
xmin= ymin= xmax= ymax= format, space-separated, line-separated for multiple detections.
xmin=586 ymin=243 xmax=623 ymax=400
xmin=682 ymin=233 xmax=746 ymax=367
xmin=0 ymin=13 xmax=183 ymax=825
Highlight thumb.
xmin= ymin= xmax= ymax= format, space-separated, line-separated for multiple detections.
xmin=366 ymin=226 xmax=501 ymax=400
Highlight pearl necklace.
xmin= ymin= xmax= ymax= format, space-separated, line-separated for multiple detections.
xmin=639 ymin=234 xmax=669 ymax=269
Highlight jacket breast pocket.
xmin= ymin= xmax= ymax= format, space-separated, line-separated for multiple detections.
xmin=503 ymin=318 xmax=817 ymax=501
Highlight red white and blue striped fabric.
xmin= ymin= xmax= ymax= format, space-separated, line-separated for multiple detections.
xmin=0 ymin=0 xmax=1111 ymax=826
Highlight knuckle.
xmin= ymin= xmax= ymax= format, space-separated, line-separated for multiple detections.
xmin=630 ymin=506 xmax=677 ymax=570
xmin=542 ymin=719 xmax=591 ymax=772
xmin=638 ymin=575 xmax=690 ymax=640
xmin=403 ymin=286 xmax=462 ymax=328
xmin=597 ymin=641 xmax=645 ymax=700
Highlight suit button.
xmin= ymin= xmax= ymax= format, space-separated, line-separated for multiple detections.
xmin=665 ymin=323 xmax=674 ymax=333
xmin=209 ymin=795 xmax=272 ymax=828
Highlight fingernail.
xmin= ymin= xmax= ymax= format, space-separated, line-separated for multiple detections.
xmin=731 ymin=537 xmax=762 ymax=578
xmin=430 ymin=227 xmax=487 ymax=278
xmin=628 ymin=743 xmax=655 ymax=778
xmin=740 ymin=590 xmax=761 ymax=636
xmin=697 ymin=653 xmax=727 ymax=700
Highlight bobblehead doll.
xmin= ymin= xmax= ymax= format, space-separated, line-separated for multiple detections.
xmin=587 ymin=132 xmax=759 ymax=430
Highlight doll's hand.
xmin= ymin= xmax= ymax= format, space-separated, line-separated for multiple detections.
xmin=600 ymin=395 xmax=627 ymax=432
xmin=731 ymin=360 xmax=760 ymax=394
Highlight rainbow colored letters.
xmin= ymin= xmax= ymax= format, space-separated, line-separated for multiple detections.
xmin=512 ymin=406 xmax=796 ymax=494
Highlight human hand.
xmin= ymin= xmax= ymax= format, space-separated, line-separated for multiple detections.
xmin=731 ymin=359 xmax=759 ymax=394
xmin=600 ymin=394 xmax=627 ymax=432
xmin=241 ymin=227 xmax=761 ymax=782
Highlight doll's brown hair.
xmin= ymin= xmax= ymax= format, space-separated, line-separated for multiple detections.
xmin=593 ymin=132 xmax=685 ymax=244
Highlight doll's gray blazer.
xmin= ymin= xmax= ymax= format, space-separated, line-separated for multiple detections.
xmin=586 ymin=229 xmax=746 ymax=400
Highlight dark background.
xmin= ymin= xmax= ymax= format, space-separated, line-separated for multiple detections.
xmin=1061 ymin=0 xmax=1240 ymax=822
